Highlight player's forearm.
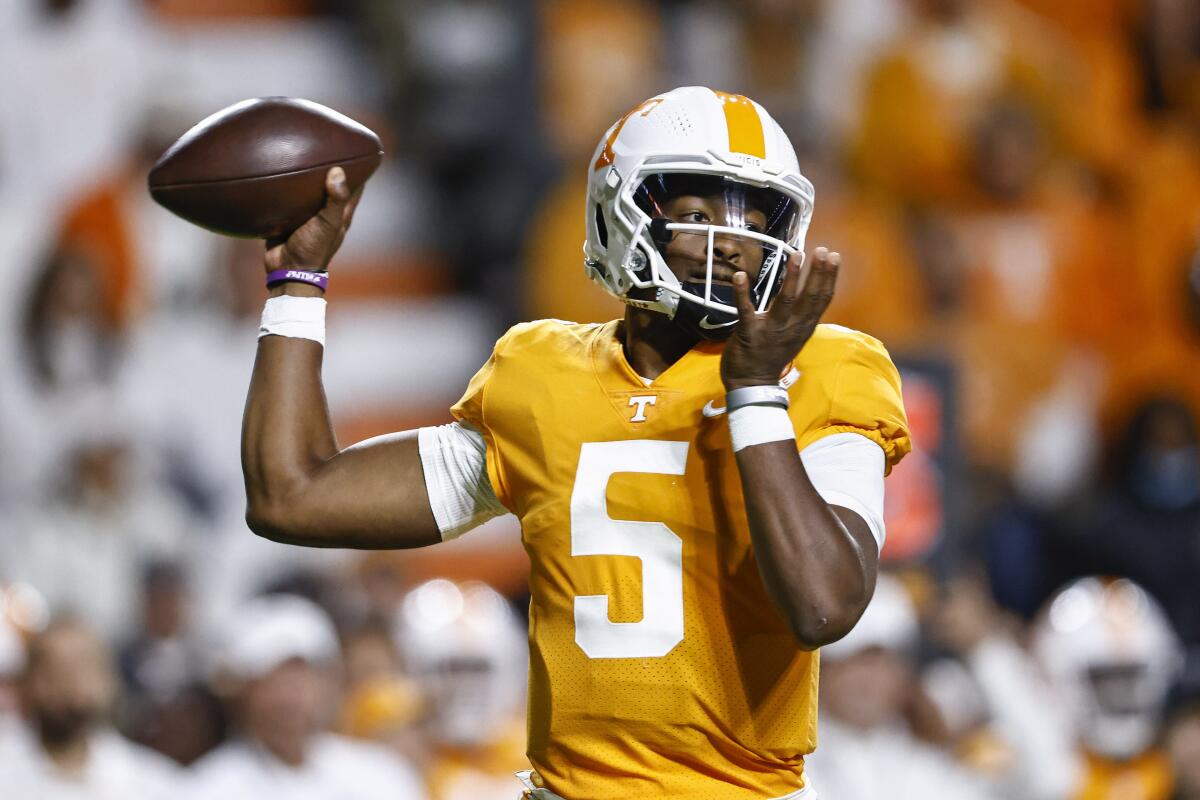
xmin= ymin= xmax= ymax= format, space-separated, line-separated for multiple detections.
xmin=735 ymin=440 xmax=876 ymax=649
xmin=242 ymin=332 xmax=339 ymax=535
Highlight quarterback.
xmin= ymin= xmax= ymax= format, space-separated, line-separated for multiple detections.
xmin=242 ymin=86 xmax=910 ymax=799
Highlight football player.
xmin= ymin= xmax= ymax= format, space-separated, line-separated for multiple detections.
xmin=241 ymin=86 xmax=910 ymax=799
xmin=1031 ymin=577 xmax=1183 ymax=800
xmin=395 ymin=579 xmax=528 ymax=800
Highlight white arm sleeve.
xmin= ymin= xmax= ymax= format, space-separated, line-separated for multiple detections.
xmin=417 ymin=422 xmax=507 ymax=540
xmin=799 ymin=432 xmax=887 ymax=549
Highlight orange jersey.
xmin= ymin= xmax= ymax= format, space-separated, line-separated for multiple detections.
xmin=452 ymin=319 xmax=910 ymax=799
xmin=1074 ymin=750 xmax=1174 ymax=800
xmin=427 ymin=717 xmax=530 ymax=800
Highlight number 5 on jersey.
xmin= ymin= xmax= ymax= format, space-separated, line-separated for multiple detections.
xmin=570 ymin=440 xmax=688 ymax=659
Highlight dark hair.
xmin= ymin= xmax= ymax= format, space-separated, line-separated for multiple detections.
xmin=20 ymin=248 xmax=117 ymax=388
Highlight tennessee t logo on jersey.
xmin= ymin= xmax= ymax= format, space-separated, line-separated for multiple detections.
xmin=628 ymin=395 xmax=657 ymax=422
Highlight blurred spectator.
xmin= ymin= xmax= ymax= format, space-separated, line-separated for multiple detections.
xmin=928 ymin=573 xmax=1079 ymax=799
xmin=850 ymin=0 xmax=1069 ymax=207
xmin=189 ymin=594 xmax=427 ymax=799
xmin=802 ymin=0 xmax=911 ymax=147
xmin=942 ymin=100 xmax=1126 ymax=471
xmin=1031 ymin=577 xmax=1182 ymax=800
xmin=337 ymin=619 xmax=424 ymax=764
xmin=0 ymin=605 xmax=25 ymax=745
xmin=805 ymin=574 xmax=997 ymax=800
xmin=806 ymin=165 xmax=931 ymax=351
xmin=1084 ymin=399 xmax=1200 ymax=647
xmin=523 ymin=0 xmax=662 ymax=324
xmin=395 ymin=580 xmax=527 ymax=800
xmin=0 ymin=0 xmax=151 ymax=209
xmin=1114 ymin=113 xmax=1200 ymax=423
xmin=117 ymin=560 xmax=225 ymax=766
xmin=1166 ymin=700 xmax=1200 ymax=800
xmin=1010 ymin=0 xmax=1145 ymax=175
xmin=352 ymin=0 xmax=544 ymax=304
xmin=0 ymin=421 xmax=190 ymax=642
xmin=1 ymin=247 xmax=126 ymax=501
xmin=1141 ymin=0 xmax=1200 ymax=121
xmin=119 ymin=561 xmax=195 ymax=705
xmin=0 ymin=616 xmax=180 ymax=797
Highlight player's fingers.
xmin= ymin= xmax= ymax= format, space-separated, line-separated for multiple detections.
xmin=315 ymin=167 xmax=351 ymax=229
xmin=341 ymin=186 xmax=365 ymax=229
xmin=264 ymin=243 xmax=284 ymax=271
xmin=732 ymin=271 xmax=758 ymax=323
xmin=768 ymin=249 xmax=810 ymax=320
xmin=325 ymin=166 xmax=350 ymax=201
xmin=800 ymin=249 xmax=840 ymax=317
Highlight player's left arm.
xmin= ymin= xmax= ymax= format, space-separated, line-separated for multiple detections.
xmin=723 ymin=248 xmax=884 ymax=650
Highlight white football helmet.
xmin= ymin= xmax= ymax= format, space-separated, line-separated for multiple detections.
xmin=1032 ymin=577 xmax=1183 ymax=760
xmin=394 ymin=579 xmax=526 ymax=748
xmin=584 ymin=86 xmax=815 ymax=339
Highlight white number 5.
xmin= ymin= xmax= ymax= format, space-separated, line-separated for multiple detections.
xmin=570 ymin=440 xmax=689 ymax=659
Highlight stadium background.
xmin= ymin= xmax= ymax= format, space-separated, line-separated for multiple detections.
xmin=1 ymin=0 xmax=1199 ymax=798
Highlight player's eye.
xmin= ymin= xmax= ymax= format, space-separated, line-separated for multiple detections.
xmin=679 ymin=210 xmax=709 ymax=224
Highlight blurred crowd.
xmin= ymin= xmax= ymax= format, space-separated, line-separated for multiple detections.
xmin=1 ymin=0 xmax=1199 ymax=798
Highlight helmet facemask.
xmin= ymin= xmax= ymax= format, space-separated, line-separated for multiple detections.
xmin=1078 ymin=662 xmax=1171 ymax=760
xmin=614 ymin=170 xmax=805 ymax=341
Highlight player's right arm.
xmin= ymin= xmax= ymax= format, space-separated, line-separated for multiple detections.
xmin=242 ymin=168 xmax=441 ymax=549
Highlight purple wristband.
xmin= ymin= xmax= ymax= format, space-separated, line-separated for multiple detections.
xmin=266 ymin=269 xmax=329 ymax=291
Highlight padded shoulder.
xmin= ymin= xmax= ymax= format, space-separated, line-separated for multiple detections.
xmin=493 ymin=318 xmax=610 ymax=359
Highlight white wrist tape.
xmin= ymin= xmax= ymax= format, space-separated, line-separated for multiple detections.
xmin=259 ymin=296 xmax=327 ymax=346
xmin=728 ymin=405 xmax=796 ymax=452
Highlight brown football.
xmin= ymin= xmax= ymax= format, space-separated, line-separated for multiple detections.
xmin=148 ymin=97 xmax=383 ymax=239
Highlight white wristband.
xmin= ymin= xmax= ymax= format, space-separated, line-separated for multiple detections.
xmin=259 ymin=296 xmax=327 ymax=346
xmin=729 ymin=405 xmax=795 ymax=453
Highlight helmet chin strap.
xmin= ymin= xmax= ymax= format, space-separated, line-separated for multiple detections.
xmin=672 ymin=282 xmax=740 ymax=341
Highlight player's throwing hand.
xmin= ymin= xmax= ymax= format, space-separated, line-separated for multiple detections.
xmin=720 ymin=246 xmax=841 ymax=390
xmin=264 ymin=167 xmax=363 ymax=273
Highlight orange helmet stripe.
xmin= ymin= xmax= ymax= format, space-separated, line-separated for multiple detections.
xmin=712 ymin=90 xmax=766 ymax=159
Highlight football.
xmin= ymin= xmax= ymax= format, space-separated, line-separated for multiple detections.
xmin=148 ymin=97 xmax=383 ymax=239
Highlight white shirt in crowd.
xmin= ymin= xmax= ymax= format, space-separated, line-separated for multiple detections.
xmin=805 ymin=716 xmax=998 ymax=800
xmin=0 ymin=724 xmax=180 ymax=800
xmin=0 ymin=491 xmax=188 ymax=643
xmin=960 ymin=636 xmax=1081 ymax=800
xmin=187 ymin=734 xmax=428 ymax=800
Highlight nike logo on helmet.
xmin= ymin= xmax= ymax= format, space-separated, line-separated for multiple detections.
xmin=697 ymin=316 xmax=737 ymax=330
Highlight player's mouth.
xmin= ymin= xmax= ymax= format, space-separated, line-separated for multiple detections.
xmin=688 ymin=264 xmax=744 ymax=286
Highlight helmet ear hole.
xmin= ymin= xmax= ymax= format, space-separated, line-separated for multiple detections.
xmin=630 ymin=245 xmax=652 ymax=279
xmin=594 ymin=203 xmax=608 ymax=249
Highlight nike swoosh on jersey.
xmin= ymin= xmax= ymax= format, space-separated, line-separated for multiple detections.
xmin=702 ymin=367 xmax=803 ymax=418
xmin=698 ymin=316 xmax=737 ymax=330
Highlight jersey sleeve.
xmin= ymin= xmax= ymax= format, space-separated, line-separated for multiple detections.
xmin=417 ymin=422 xmax=507 ymax=539
xmin=796 ymin=332 xmax=911 ymax=474
xmin=450 ymin=332 xmax=514 ymax=510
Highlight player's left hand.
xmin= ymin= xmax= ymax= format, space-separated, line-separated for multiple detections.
xmin=720 ymin=246 xmax=840 ymax=391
